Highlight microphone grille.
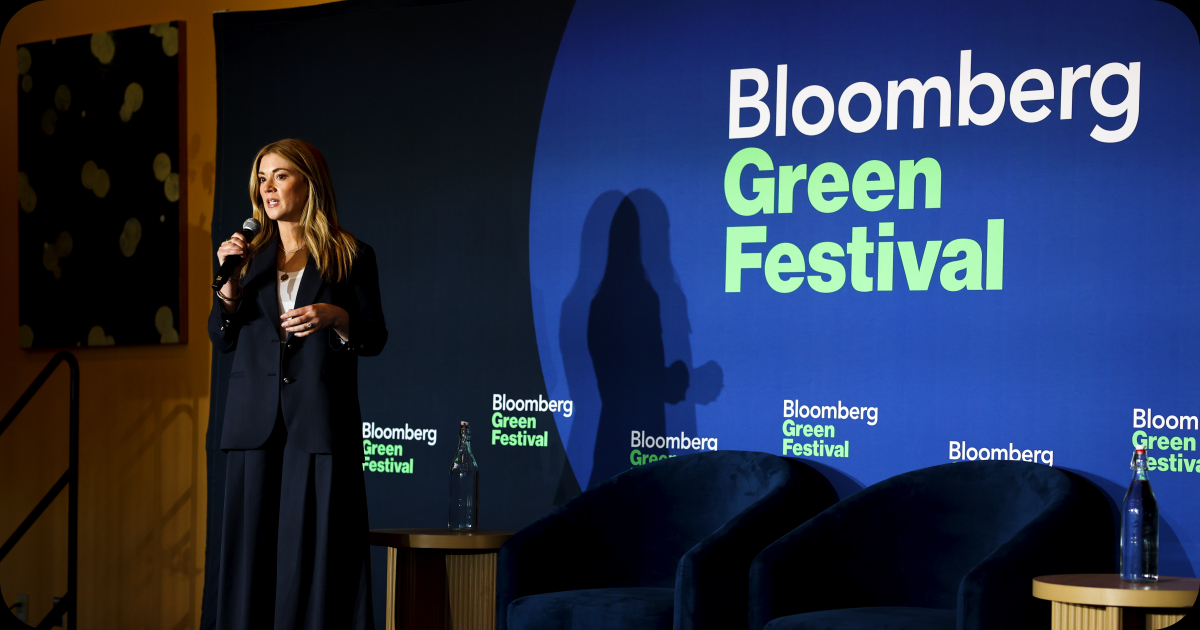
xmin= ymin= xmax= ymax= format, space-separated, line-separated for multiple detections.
xmin=242 ymin=217 xmax=261 ymax=236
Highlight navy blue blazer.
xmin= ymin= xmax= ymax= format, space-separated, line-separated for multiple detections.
xmin=208 ymin=238 xmax=387 ymax=453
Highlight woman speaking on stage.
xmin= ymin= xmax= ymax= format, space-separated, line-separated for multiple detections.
xmin=208 ymin=138 xmax=386 ymax=629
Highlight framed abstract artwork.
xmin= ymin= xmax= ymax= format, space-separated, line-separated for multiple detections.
xmin=17 ymin=21 xmax=187 ymax=348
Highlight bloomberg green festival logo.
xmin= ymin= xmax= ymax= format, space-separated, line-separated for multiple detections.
xmin=527 ymin=0 xmax=1200 ymax=573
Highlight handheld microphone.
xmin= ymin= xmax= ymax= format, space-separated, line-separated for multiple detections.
xmin=212 ymin=218 xmax=262 ymax=290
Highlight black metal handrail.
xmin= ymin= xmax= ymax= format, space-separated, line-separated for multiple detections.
xmin=0 ymin=351 xmax=78 ymax=629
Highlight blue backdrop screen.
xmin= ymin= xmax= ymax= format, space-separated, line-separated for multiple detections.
xmin=529 ymin=0 xmax=1200 ymax=574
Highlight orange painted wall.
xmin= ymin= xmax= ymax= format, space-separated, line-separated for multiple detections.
xmin=0 ymin=0 xmax=338 ymax=627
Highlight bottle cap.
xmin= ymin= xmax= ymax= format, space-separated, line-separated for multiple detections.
xmin=1130 ymin=448 xmax=1148 ymax=471
xmin=460 ymin=421 xmax=469 ymax=427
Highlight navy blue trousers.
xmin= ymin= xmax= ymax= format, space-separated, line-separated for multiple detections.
xmin=215 ymin=414 xmax=373 ymax=630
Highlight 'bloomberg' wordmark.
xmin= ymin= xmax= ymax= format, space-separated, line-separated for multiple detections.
xmin=629 ymin=430 xmax=717 ymax=467
xmin=730 ymin=50 xmax=1139 ymax=143
xmin=783 ymin=399 xmax=878 ymax=425
xmin=948 ymin=441 xmax=1054 ymax=466
xmin=493 ymin=393 xmax=573 ymax=417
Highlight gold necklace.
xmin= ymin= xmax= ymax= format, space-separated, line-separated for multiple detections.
xmin=279 ymin=243 xmax=305 ymax=281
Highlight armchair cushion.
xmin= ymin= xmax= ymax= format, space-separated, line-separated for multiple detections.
xmin=762 ymin=607 xmax=955 ymax=630
xmin=508 ymin=587 xmax=675 ymax=630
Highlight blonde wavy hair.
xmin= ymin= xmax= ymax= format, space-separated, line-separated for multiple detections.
xmin=243 ymin=139 xmax=357 ymax=282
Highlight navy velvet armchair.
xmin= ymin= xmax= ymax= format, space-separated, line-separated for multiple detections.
xmin=749 ymin=460 xmax=1115 ymax=630
xmin=498 ymin=451 xmax=838 ymax=630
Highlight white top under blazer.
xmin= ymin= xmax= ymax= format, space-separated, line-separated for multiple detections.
xmin=276 ymin=267 xmax=305 ymax=341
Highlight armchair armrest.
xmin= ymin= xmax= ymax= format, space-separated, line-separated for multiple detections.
xmin=676 ymin=469 xmax=835 ymax=630
xmin=748 ymin=497 xmax=876 ymax=630
xmin=497 ymin=505 xmax=604 ymax=630
xmin=958 ymin=479 xmax=1114 ymax=630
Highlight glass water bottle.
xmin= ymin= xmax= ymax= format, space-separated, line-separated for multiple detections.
xmin=448 ymin=421 xmax=479 ymax=531
xmin=1120 ymin=448 xmax=1158 ymax=582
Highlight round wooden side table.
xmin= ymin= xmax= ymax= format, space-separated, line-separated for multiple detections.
xmin=370 ymin=528 xmax=513 ymax=630
xmin=1033 ymin=574 xmax=1199 ymax=630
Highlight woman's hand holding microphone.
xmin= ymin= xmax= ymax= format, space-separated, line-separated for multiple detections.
xmin=216 ymin=232 xmax=251 ymax=312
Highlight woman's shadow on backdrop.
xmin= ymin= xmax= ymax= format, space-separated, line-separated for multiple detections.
xmin=558 ymin=190 xmax=723 ymax=489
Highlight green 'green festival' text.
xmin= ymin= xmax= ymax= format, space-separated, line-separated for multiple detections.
xmin=723 ymin=148 xmax=1004 ymax=294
